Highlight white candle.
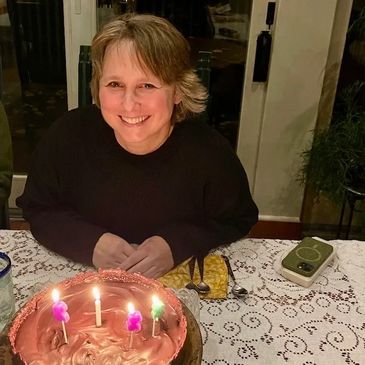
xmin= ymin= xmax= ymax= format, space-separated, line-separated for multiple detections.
xmin=93 ymin=287 xmax=102 ymax=327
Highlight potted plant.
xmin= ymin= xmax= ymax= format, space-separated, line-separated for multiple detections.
xmin=300 ymin=81 xmax=365 ymax=205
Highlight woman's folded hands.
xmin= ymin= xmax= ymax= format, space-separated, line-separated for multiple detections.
xmin=93 ymin=233 xmax=174 ymax=278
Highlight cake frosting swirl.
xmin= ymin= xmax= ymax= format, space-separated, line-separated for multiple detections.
xmin=9 ymin=270 xmax=187 ymax=365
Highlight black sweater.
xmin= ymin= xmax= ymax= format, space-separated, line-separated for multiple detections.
xmin=17 ymin=105 xmax=258 ymax=266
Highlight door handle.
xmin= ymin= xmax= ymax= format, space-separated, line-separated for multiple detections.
xmin=252 ymin=2 xmax=276 ymax=82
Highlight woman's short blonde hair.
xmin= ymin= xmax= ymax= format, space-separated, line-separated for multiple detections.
xmin=91 ymin=13 xmax=207 ymax=122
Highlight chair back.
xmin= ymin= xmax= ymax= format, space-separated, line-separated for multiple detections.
xmin=196 ymin=51 xmax=212 ymax=123
xmin=196 ymin=51 xmax=211 ymax=91
xmin=78 ymin=45 xmax=92 ymax=107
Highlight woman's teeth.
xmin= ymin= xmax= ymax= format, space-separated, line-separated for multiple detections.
xmin=122 ymin=116 xmax=148 ymax=124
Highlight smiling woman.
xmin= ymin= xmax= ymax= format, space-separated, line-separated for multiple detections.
xmin=16 ymin=14 xmax=258 ymax=279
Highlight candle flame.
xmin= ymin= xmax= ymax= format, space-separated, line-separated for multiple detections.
xmin=152 ymin=295 xmax=160 ymax=305
xmin=127 ymin=302 xmax=135 ymax=314
xmin=52 ymin=289 xmax=60 ymax=303
xmin=92 ymin=287 xmax=100 ymax=301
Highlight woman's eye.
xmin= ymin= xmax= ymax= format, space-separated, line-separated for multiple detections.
xmin=141 ymin=83 xmax=155 ymax=89
xmin=107 ymin=82 xmax=121 ymax=88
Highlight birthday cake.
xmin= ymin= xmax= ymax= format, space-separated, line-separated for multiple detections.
xmin=8 ymin=269 xmax=187 ymax=365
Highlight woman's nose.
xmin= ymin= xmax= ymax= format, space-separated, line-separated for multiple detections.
xmin=121 ymin=89 xmax=140 ymax=111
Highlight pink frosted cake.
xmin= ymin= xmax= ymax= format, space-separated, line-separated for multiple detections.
xmin=9 ymin=270 xmax=187 ymax=365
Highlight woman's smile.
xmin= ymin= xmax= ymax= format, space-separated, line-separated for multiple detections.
xmin=119 ymin=115 xmax=150 ymax=125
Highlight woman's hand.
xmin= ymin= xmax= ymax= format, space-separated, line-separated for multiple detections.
xmin=92 ymin=232 xmax=136 ymax=268
xmin=119 ymin=236 xmax=174 ymax=278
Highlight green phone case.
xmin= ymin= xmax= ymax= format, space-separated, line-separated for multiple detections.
xmin=281 ymin=237 xmax=334 ymax=277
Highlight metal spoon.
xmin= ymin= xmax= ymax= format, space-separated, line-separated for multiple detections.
xmin=185 ymin=256 xmax=200 ymax=293
xmin=196 ymin=255 xmax=211 ymax=294
xmin=222 ymin=255 xmax=248 ymax=298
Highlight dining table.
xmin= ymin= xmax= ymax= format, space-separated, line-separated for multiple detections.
xmin=0 ymin=230 xmax=364 ymax=365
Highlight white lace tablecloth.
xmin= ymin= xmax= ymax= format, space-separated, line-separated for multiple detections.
xmin=1 ymin=230 xmax=364 ymax=365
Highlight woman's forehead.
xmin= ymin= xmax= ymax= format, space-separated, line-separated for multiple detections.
xmin=104 ymin=40 xmax=153 ymax=76
xmin=105 ymin=40 xmax=138 ymax=63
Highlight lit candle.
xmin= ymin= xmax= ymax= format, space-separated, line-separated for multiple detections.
xmin=126 ymin=302 xmax=142 ymax=349
xmin=151 ymin=295 xmax=165 ymax=337
xmin=51 ymin=289 xmax=69 ymax=344
xmin=92 ymin=287 xmax=102 ymax=327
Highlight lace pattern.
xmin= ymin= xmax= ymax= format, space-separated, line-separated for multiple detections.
xmin=1 ymin=230 xmax=364 ymax=364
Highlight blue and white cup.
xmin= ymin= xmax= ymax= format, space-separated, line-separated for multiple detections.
xmin=0 ymin=252 xmax=15 ymax=334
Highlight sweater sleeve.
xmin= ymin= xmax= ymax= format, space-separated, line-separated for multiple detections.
xmin=0 ymin=102 xmax=13 ymax=204
xmin=155 ymin=132 xmax=258 ymax=265
xmin=16 ymin=114 xmax=107 ymax=265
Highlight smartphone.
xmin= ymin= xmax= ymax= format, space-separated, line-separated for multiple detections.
xmin=281 ymin=237 xmax=336 ymax=287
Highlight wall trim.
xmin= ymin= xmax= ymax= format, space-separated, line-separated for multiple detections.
xmin=250 ymin=220 xmax=302 ymax=240
xmin=259 ymin=215 xmax=300 ymax=223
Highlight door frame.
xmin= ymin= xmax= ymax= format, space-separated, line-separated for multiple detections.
xmin=237 ymin=0 xmax=350 ymax=222
xmin=63 ymin=0 xmax=97 ymax=110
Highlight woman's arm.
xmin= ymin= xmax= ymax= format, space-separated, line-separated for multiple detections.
xmin=16 ymin=113 xmax=108 ymax=265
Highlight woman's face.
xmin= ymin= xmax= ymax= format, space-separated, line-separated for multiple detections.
xmin=99 ymin=41 xmax=181 ymax=155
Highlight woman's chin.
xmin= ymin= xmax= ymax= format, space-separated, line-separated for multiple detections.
xmin=114 ymin=134 xmax=152 ymax=154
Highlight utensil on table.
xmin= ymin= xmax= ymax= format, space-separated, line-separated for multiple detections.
xmin=196 ymin=256 xmax=211 ymax=294
xmin=222 ymin=255 xmax=248 ymax=298
xmin=185 ymin=256 xmax=200 ymax=293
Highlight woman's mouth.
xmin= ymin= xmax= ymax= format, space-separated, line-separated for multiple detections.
xmin=120 ymin=115 xmax=149 ymax=125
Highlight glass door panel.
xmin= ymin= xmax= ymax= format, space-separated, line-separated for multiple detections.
xmin=0 ymin=0 xmax=67 ymax=213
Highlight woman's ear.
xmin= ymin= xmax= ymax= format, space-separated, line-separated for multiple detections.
xmin=174 ymin=89 xmax=182 ymax=105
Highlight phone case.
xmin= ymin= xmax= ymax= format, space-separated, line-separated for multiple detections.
xmin=280 ymin=237 xmax=336 ymax=287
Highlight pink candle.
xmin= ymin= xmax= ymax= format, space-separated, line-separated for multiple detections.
xmin=51 ymin=289 xmax=69 ymax=344
xmin=126 ymin=302 xmax=142 ymax=349
xmin=52 ymin=300 xmax=70 ymax=322
xmin=126 ymin=303 xmax=142 ymax=332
